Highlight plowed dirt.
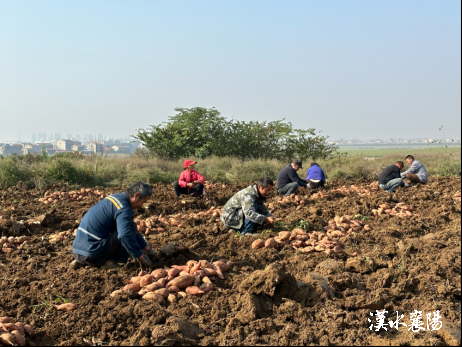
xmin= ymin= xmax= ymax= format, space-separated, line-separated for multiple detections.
xmin=0 ymin=178 xmax=460 ymax=346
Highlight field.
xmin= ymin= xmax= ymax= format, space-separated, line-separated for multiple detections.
xmin=0 ymin=176 xmax=460 ymax=346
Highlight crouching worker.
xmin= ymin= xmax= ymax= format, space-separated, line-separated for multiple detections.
xmin=378 ymin=161 xmax=409 ymax=193
xmin=221 ymin=177 xmax=275 ymax=236
xmin=277 ymin=159 xmax=308 ymax=196
xmin=173 ymin=160 xmax=205 ymax=197
xmin=70 ymin=182 xmax=160 ymax=271
xmin=401 ymin=155 xmax=428 ymax=185
xmin=306 ymin=162 xmax=326 ymax=189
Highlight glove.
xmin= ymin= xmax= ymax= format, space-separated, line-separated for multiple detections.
xmin=138 ymin=254 xmax=155 ymax=269
xmin=145 ymin=249 xmax=161 ymax=262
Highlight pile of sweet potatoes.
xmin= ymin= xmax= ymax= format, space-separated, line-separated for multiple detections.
xmin=135 ymin=207 xmax=224 ymax=234
xmin=251 ymin=228 xmax=343 ymax=255
xmin=323 ymin=215 xmax=372 ymax=235
xmin=110 ymin=259 xmax=232 ymax=304
xmin=38 ymin=189 xmax=107 ymax=204
xmin=48 ymin=229 xmax=77 ymax=243
xmin=0 ymin=318 xmax=34 ymax=346
xmin=0 ymin=236 xmax=30 ymax=254
xmin=372 ymin=203 xmax=420 ymax=218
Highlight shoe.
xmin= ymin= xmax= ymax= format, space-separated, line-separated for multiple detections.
xmin=69 ymin=260 xmax=85 ymax=271
xmin=404 ymin=183 xmax=410 ymax=188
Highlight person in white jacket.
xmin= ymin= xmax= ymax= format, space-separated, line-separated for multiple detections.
xmin=401 ymin=155 xmax=428 ymax=185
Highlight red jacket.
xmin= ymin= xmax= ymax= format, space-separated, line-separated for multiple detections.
xmin=178 ymin=170 xmax=205 ymax=188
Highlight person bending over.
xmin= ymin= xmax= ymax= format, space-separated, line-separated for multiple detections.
xmin=70 ymin=182 xmax=160 ymax=270
xmin=306 ymin=162 xmax=326 ymax=189
xmin=401 ymin=155 xmax=428 ymax=185
xmin=221 ymin=177 xmax=274 ymax=236
xmin=378 ymin=161 xmax=409 ymax=193
xmin=276 ymin=159 xmax=307 ymax=196
xmin=173 ymin=160 xmax=205 ymax=197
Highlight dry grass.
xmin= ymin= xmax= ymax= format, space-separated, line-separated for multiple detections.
xmin=0 ymin=148 xmax=460 ymax=188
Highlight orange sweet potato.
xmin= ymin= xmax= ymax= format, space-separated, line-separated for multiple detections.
xmin=155 ymin=288 xmax=170 ymax=298
xmin=123 ymin=283 xmax=141 ymax=293
xmin=145 ymin=283 xmax=161 ymax=292
xmin=252 ymin=239 xmax=265 ymax=249
xmin=168 ymin=293 xmax=178 ymax=304
xmin=279 ymin=231 xmax=291 ymax=241
xmin=199 ymin=282 xmax=214 ymax=293
xmin=142 ymin=292 xmax=164 ymax=304
xmin=168 ymin=286 xmax=180 ymax=293
xmin=0 ymin=318 xmax=12 ymax=324
xmin=24 ymin=325 xmax=34 ymax=336
xmin=265 ymin=238 xmax=278 ymax=248
xmin=55 ymin=303 xmax=76 ymax=311
xmin=185 ymin=286 xmax=204 ymax=295
xmin=140 ymin=275 xmax=154 ymax=287
xmin=168 ymin=268 xmax=181 ymax=278
xmin=151 ymin=269 xmax=167 ymax=280
xmin=166 ymin=275 xmax=195 ymax=289
xmin=11 ymin=331 xmax=25 ymax=346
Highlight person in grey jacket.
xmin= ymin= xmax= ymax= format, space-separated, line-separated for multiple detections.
xmin=401 ymin=155 xmax=429 ymax=185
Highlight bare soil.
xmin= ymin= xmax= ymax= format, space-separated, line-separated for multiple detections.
xmin=0 ymin=178 xmax=460 ymax=346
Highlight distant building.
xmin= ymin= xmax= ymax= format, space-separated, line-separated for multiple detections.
xmin=0 ymin=144 xmax=22 ymax=156
xmin=23 ymin=144 xmax=42 ymax=154
xmin=37 ymin=133 xmax=47 ymax=142
xmin=71 ymin=145 xmax=85 ymax=151
xmin=36 ymin=143 xmax=54 ymax=149
xmin=86 ymin=143 xmax=104 ymax=154
xmin=31 ymin=133 xmax=37 ymax=144
xmin=55 ymin=140 xmax=81 ymax=151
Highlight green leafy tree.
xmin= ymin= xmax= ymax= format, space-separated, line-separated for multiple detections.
xmin=134 ymin=107 xmax=338 ymax=161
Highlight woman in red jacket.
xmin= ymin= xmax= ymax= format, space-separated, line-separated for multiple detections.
xmin=173 ymin=160 xmax=206 ymax=197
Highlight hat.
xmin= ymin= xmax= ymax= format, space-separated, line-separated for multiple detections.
xmin=184 ymin=160 xmax=198 ymax=169
xmin=292 ymin=159 xmax=303 ymax=169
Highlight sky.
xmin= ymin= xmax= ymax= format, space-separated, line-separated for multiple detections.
xmin=0 ymin=0 xmax=461 ymax=142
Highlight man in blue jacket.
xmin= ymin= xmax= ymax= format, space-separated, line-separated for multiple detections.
xmin=306 ymin=162 xmax=326 ymax=188
xmin=70 ymin=182 xmax=160 ymax=270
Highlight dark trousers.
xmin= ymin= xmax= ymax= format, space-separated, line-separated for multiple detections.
xmin=173 ymin=181 xmax=204 ymax=197
xmin=73 ymin=222 xmax=139 ymax=267
xmin=278 ymin=182 xmax=300 ymax=197
xmin=405 ymin=173 xmax=426 ymax=185
xmin=308 ymin=179 xmax=325 ymax=189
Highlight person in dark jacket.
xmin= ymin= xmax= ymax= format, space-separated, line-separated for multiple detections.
xmin=306 ymin=162 xmax=326 ymax=189
xmin=378 ymin=161 xmax=409 ymax=193
xmin=277 ymin=159 xmax=308 ymax=196
xmin=70 ymin=182 xmax=160 ymax=270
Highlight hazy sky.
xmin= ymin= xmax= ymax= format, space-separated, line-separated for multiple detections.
xmin=1 ymin=0 xmax=461 ymax=142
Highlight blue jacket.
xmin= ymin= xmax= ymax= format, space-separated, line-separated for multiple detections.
xmin=306 ymin=165 xmax=325 ymax=181
xmin=72 ymin=193 xmax=147 ymax=259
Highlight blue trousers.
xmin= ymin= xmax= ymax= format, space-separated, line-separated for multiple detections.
xmin=231 ymin=203 xmax=265 ymax=235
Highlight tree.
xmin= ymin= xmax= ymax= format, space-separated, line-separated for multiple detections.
xmin=133 ymin=107 xmax=338 ymax=161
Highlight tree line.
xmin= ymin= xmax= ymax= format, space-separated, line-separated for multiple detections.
xmin=133 ymin=107 xmax=339 ymax=161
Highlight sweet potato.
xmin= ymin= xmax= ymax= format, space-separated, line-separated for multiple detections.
xmin=168 ymin=268 xmax=181 ymax=278
xmin=145 ymin=283 xmax=161 ymax=292
xmin=0 ymin=333 xmax=15 ymax=346
xmin=128 ymin=277 xmax=142 ymax=285
xmin=279 ymin=231 xmax=291 ymax=241
xmin=211 ymin=264 xmax=224 ymax=280
xmin=14 ymin=323 xmax=24 ymax=335
xmin=202 ymin=276 xmax=212 ymax=284
xmin=186 ymin=286 xmax=204 ymax=295
xmin=157 ymin=278 xmax=167 ymax=288
xmin=252 ymin=239 xmax=265 ymax=249
xmin=151 ymin=269 xmax=167 ymax=280
xmin=123 ymin=283 xmax=141 ymax=293
xmin=166 ymin=275 xmax=195 ymax=289
xmin=11 ymin=331 xmax=25 ymax=346
xmin=23 ymin=325 xmax=34 ymax=337
xmin=178 ymin=292 xmax=188 ymax=299
xmin=142 ymin=292 xmax=164 ymax=304
xmin=110 ymin=289 xmax=122 ymax=297
xmin=199 ymin=268 xmax=217 ymax=277
xmin=333 ymin=246 xmax=342 ymax=253
xmin=293 ymin=228 xmax=307 ymax=235
xmin=172 ymin=265 xmax=188 ymax=271
xmin=0 ymin=318 xmax=12 ymax=324
xmin=138 ymin=289 xmax=148 ymax=296
xmin=55 ymin=303 xmax=76 ymax=311
xmin=140 ymin=275 xmax=154 ymax=287
xmin=199 ymin=282 xmax=214 ymax=293
xmin=138 ymin=271 xmax=149 ymax=277
xmin=168 ymin=286 xmax=180 ymax=293
xmin=168 ymin=294 xmax=178 ymax=304
xmin=190 ymin=263 xmax=201 ymax=274
xmin=199 ymin=260 xmax=213 ymax=269
xmin=155 ymin=288 xmax=170 ymax=298
xmin=180 ymin=271 xmax=191 ymax=277
xmin=1 ymin=323 xmax=19 ymax=332
xmin=265 ymin=238 xmax=278 ymax=248
xmin=194 ymin=276 xmax=201 ymax=287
